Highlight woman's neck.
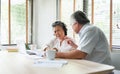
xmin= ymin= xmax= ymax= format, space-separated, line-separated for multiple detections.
xmin=58 ymin=36 xmax=66 ymax=46
xmin=59 ymin=36 xmax=66 ymax=41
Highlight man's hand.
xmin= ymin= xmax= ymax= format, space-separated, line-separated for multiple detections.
xmin=64 ymin=37 xmax=78 ymax=49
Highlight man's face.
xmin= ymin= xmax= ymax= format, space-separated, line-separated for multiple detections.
xmin=70 ymin=18 xmax=79 ymax=33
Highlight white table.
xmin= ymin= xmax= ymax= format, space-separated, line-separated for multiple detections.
xmin=0 ymin=51 xmax=114 ymax=74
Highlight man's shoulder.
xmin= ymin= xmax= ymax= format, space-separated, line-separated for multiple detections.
xmin=83 ymin=25 xmax=97 ymax=32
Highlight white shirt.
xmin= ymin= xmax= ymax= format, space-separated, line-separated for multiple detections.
xmin=77 ymin=23 xmax=111 ymax=65
xmin=45 ymin=37 xmax=75 ymax=52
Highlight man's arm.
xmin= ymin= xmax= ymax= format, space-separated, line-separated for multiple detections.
xmin=56 ymin=49 xmax=87 ymax=59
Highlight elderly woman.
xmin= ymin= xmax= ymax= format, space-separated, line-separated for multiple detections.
xmin=44 ymin=21 xmax=75 ymax=52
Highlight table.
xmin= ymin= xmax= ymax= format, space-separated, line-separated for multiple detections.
xmin=0 ymin=51 xmax=114 ymax=74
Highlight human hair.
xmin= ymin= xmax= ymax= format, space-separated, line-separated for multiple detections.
xmin=71 ymin=10 xmax=90 ymax=25
xmin=52 ymin=21 xmax=67 ymax=35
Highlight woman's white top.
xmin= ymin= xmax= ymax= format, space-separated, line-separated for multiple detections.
xmin=45 ymin=37 xmax=75 ymax=52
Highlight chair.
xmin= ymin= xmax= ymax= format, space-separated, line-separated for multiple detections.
xmin=110 ymin=52 xmax=120 ymax=74
xmin=113 ymin=70 xmax=120 ymax=74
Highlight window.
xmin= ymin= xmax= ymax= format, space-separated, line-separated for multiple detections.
xmin=0 ymin=0 xmax=33 ymax=45
xmin=59 ymin=0 xmax=83 ymax=44
xmin=59 ymin=0 xmax=120 ymax=50
xmin=60 ymin=0 xmax=74 ymax=39
xmin=88 ymin=0 xmax=120 ymax=50
xmin=112 ymin=0 xmax=120 ymax=47
xmin=88 ymin=0 xmax=110 ymax=42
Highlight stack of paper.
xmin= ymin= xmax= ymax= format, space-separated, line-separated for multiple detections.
xmin=33 ymin=59 xmax=68 ymax=68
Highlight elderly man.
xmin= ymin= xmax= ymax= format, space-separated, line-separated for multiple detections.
xmin=56 ymin=11 xmax=111 ymax=65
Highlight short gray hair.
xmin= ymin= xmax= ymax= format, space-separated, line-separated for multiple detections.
xmin=71 ymin=11 xmax=90 ymax=25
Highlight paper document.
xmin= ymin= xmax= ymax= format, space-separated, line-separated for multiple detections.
xmin=33 ymin=59 xmax=68 ymax=68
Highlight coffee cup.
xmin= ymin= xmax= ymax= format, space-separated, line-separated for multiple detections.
xmin=46 ymin=49 xmax=56 ymax=60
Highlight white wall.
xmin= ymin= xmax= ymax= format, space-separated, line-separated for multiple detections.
xmin=33 ymin=0 xmax=56 ymax=48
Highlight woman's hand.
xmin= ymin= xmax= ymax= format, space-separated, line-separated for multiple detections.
xmin=53 ymin=48 xmax=58 ymax=52
xmin=44 ymin=47 xmax=58 ymax=52
xmin=43 ymin=47 xmax=48 ymax=51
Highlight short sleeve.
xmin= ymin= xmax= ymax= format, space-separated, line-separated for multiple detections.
xmin=77 ymin=30 xmax=99 ymax=54
xmin=42 ymin=38 xmax=56 ymax=50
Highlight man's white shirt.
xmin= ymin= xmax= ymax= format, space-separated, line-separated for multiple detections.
xmin=77 ymin=23 xmax=111 ymax=65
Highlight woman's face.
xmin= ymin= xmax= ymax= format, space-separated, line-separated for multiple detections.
xmin=53 ymin=26 xmax=65 ymax=39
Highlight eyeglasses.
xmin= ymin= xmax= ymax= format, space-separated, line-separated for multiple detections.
xmin=70 ymin=21 xmax=77 ymax=26
xmin=70 ymin=18 xmax=77 ymax=26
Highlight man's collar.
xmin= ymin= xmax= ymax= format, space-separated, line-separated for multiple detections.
xmin=78 ymin=23 xmax=90 ymax=34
